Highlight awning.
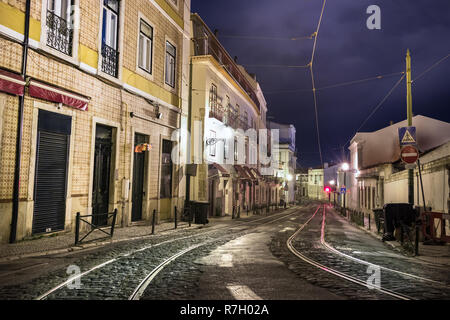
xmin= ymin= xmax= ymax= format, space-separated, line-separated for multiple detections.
xmin=250 ymin=168 xmax=263 ymax=179
xmin=233 ymin=165 xmax=251 ymax=180
xmin=209 ymin=163 xmax=230 ymax=178
xmin=0 ymin=69 xmax=25 ymax=96
xmin=243 ymin=166 xmax=257 ymax=180
xmin=28 ymin=80 xmax=90 ymax=111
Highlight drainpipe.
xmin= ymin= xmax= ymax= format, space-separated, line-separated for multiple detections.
xmin=185 ymin=55 xmax=193 ymax=204
xmin=10 ymin=0 xmax=31 ymax=243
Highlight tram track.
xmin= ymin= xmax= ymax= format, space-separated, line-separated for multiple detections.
xmin=286 ymin=205 xmax=450 ymax=300
xmin=36 ymin=205 xmax=310 ymax=300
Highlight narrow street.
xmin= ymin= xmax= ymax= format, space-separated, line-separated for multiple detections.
xmin=0 ymin=202 xmax=448 ymax=300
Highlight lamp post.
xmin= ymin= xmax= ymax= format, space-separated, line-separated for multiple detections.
xmin=341 ymin=163 xmax=349 ymax=213
xmin=330 ymin=180 xmax=336 ymax=207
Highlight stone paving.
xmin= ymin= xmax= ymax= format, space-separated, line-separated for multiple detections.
xmin=270 ymin=205 xmax=450 ymax=300
xmin=0 ymin=212 xmax=259 ymax=262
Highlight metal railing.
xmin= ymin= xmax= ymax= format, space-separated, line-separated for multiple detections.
xmin=46 ymin=10 xmax=73 ymax=56
xmin=101 ymin=43 xmax=119 ymax=77
xmin=75 ymin=209 xmax=117 ymax=245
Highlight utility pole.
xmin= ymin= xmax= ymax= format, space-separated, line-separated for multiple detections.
xmin=406 ymin=49 xmax=414 ymax=205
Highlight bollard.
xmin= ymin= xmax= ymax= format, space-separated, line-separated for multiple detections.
xmin=75 ymin=212 xmax=80 ymax=245
xmin=152 ymin=209 xmax=156 ymax=235
xmin=238 ymin=206 xmax=241 ymax=219
xmin=174 ymin=206 xmax=177 ymax=229
xmin=232 ymin=206 xmax=235 ymax=219
xmin=189 ymin=206 xmax=192 ymax=227
xmin=111 ymin=209 xmax=117 ymax=237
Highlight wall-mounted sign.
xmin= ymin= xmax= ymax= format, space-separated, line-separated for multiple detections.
xmin=135 ymin=143 xmax=152 ymax=153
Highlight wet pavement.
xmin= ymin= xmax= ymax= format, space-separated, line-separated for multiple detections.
xmin=0 ymin=203 xmax=449 ymax=300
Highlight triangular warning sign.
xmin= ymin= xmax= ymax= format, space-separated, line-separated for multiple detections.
xmin=401 ymin=130 xmax=415 ymax=144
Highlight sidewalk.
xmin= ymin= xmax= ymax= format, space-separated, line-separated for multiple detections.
xmin=0 ymin=220 xmax=203 ymax=262
xmin=0 ymin=208 xmax=269 ymax=263
xmin=330 ymin=206 xmax=450 ymax=267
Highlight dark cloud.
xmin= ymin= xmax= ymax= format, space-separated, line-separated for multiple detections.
xmin=192 ymin=0 xmax=450 ymax=167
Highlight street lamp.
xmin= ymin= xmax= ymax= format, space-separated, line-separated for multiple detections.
xmin=329 ymin=180 xmax=336 ymax=207
xmin=341 ymin=163 xmax=349 ymax=213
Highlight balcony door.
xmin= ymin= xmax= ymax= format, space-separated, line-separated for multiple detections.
xmin=101 ymin=0 xmax=120 ymax=77
xmin=46 ymin=0 xmax=74 ymax=55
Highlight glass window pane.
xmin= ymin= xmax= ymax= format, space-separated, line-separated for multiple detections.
xmin=140 ymin=20 xmax=152 ymax=38
xmin=138 ymin=34 xmax=144 ymax=68
xmin=146 ymin=39 xmax=152 ymax=71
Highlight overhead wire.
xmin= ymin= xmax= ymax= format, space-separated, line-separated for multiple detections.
xmin=412 ymin=52 xmax=450 ymax=83
xmin=309 ymin=0 xmax=327 ymax=167
xmin=343 ymin=74 xmax=406 ymax=147
xmin=241 ymin=63 xmax=310 ymax=69
xmin=263 ymin=71 xmax=405 ymax=94
xmin=217 ymin=34 xmax=314 ymax=41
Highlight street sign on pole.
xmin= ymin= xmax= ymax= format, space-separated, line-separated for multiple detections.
xmin=398 ymin=126 xmax=417 ymax=146
xmin=340 ymin=186 xmax=346 ymax=194
xmin=401 ymin=145 xmax=419 ymax=164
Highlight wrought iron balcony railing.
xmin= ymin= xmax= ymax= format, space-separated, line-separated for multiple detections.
xmin=46 ymin=10 xmax=73 ymax=56
xmin=101 ymin=43 xmax=119 ymax=78
xmin=209 ymin=105 xmax=224 ymax=122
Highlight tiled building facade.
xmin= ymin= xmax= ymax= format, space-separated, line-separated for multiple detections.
xmin=0 ymin=0 xmax=191 ymax=243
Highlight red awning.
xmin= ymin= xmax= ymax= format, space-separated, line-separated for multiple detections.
xmin=250 ymin=168 xmax=263 ymax=179
xmin=243 ymin=166 xmax=257 ymax=180
xmin=28 ymin=80 xmax=89 ymax=111
xmin=210 ymin=163 xmax=230 ymax=177
xmin=0 ymin=69 xmax=25 ymax=96
xmin=234 ymin=165 xmax=251 ymax=180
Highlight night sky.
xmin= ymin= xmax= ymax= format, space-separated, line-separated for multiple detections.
xmin=191 ymin=0 xmax=450 ymax=168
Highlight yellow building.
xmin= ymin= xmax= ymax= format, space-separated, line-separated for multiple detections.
xmin=0 ymin=0 xmax=191 ymax=243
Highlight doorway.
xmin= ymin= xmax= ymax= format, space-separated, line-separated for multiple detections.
xmin=132 ymin=133 xmax=148 ymax=222
xmin=92 ymin=124 xmax=113 ymax=226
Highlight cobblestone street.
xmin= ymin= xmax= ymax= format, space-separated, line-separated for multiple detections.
xmin=0 ymin=203 xmax=449 ymax=300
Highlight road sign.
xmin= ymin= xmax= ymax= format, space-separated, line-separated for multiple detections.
xmin=401 ymin=145 xmax=419 ymax=164
xmin=340 ymin=187 xmax=346 ymax=194
xmin=398 ymin=126 xmax=417 ymax=146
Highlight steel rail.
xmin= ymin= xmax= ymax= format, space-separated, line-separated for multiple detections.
xmin=36 ymin=205 xmax=308 ymax=300
xmin=286 ymin=206 xmax=413 ymax=300
xmin=320 ymin=208 xmax=448 ymax=287
xmin=129 ymin=205 xmax=317 ymax=300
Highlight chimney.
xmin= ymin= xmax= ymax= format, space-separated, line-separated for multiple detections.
xmin=214 ymin=29 xmax=219 ymax=37
xmin=390 ymin=120 xmax=393 ymax=126
xmin=234 ymin=56 xmax=238 ymax=63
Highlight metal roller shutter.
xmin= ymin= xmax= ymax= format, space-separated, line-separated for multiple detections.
xmin=32 ymin=110 xmax=71 ymax=235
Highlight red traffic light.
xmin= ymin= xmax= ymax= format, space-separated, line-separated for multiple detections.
xmin=324 ymin=186 xmax=331 ymax=193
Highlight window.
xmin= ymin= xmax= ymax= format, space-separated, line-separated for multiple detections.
xmin=224 ymin=139 xmax=229 ymax=160
xmin=209 ymin=84 xmax=217 ymax=113
xmin=234 ymin=137 xmax=238 ymax=161
xmin=46 ymin=0 xmax=74 ymax=55
xmin=209 ymin=131 xmax=216 ymax=157
xmin=138 ymin=19 xmax=153 ymax=73
xmin=160 ymin=140 xmax=173 ymax=198
xmin=101 ymin=0 xmax=120 ymax=77
xmin=165 ymin=41 xmax=176 ymax=88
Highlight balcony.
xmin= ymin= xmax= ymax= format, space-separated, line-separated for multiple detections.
xmin=209 ymin=104 xmax=224 ymax=122
xmin=101 ymin=43 xmax=119 ymax=78
xmin=46 ymin=10 xmax=73 ymax=56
